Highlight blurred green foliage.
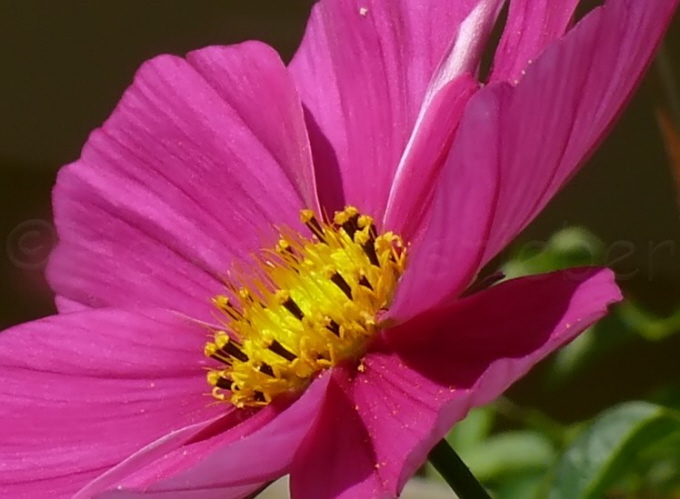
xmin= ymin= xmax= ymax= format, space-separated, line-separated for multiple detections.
xmin=427 ymin=227 xmax=680 ymax=498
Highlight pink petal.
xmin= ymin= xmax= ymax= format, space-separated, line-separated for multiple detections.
xmin=388 ymin=0 xmax=676 ymax=320
xmin=185 ymin=45 xmax=318 ymax=210
xmin=100 ymin=374 xmax=332 ymax=499
xmin=476 ymin=0 xmax=678 ymax=266
xmin=0 ymin=308 xmax=224 ymax=498
xmin=387 ymin=88 xmax=506 ymax=322
xmin=348 ymin=353 xmax=473 ymax=498
xmin=382 ymin=74 xmax=479 ymax=240
xmin=82 ymin=407 xmax=274 ymax=498
xmin=302 ymin=268 xmax=619 ymax=498
xmin=48 ymin=41 xmax=315 ymax=320
xmin=489 ymin=0 xmax=580 ymax=83
xmin=288 ymin=0 xmax=498 ymax=221
xmin=289 ymin=371 xmax=383 ymax=499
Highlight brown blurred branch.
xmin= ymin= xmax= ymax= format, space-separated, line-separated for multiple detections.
xmin=655 ymin=41 xmax=680 ymax=126
xmin=655 ymin=41 xmax=680 ymax=210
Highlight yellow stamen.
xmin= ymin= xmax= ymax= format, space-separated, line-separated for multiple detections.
xmin=204 ymin=206 xmax=407 ymax=408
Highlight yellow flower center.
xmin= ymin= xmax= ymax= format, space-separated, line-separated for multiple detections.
xmin=204 ymin=206 xmax=407 ymax=408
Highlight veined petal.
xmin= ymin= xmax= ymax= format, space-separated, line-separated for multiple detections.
xmin=185 ymin=44 xmax=318 ymax=210
xmin=0 ymin=309 xmax=223 ymax=498
xmin=49 ymin=41 xmax=315 ymax=320
xmin=100 ymin=374 xmax=331 ymax=499
xmin=319 ymin=268 xmax=620 ymax=497
xmin=387 ymin=87 xmax=505 ymax=322
xmin=489 ymin=0 xmax=580 ymax=83
xmin=382 ymin=74 xmax=479 ymax=239
xmin=289 ymin=372 xmax=383 ymax=499
xmin=476 ymin=0 xmax=679 ymax=266
xmin=343 ymin=353 xmax=472 ymax=499
xmin=289 ymin=0 xmax=500 ymax=221
xmin=389 ymin=0 xmax=677 ymax=320
xmin=384 ymin=0 xmax=505 ymax=236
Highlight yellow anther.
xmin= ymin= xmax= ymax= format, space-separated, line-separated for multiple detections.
xmin=354 ymin=230 xmax=370 ymax=245
xmin=204 ymin=343 xmax=218 ymax=358
xmin=215 ymin=332 xmax=229 ymax=349
xmin=212 ymin=295 xmax=229 ymax=310
xmin=207 ymin=371 xmax=222 ymax=386
xmin=299 ymin=209 xmax=316 ymax=224
xmin=333 ymin=206 xmax=359 ymax=225
xmin=275 ymin=289 xmax=291 ymax=304
xmin=276 ymin=239 xmax=292 ymax=253
xmin=357 ymin=214 xmax=373 ymax=229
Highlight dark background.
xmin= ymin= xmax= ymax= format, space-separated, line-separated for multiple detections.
xmin=1 ymin=2 xmax=679 ymax=422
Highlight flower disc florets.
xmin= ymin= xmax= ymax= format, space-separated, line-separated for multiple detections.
xmin=205 ymin=206 xmax=407 ymax=408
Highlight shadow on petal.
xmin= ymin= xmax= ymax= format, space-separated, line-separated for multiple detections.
xmin=290 ymin=371 xmax=381 ymax=499
xmin=386 ymin=267 xmax=620 ymax=390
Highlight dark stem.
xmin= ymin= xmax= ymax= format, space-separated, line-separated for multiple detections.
xmin=428 ymin=438 xmax=492 ymax=499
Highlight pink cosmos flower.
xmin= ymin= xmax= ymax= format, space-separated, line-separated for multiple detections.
xmin=1 ymin=0 xmax=676 ymax=497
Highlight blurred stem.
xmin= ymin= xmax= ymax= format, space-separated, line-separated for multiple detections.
xmin=428 ymin=438 xmax=491 ymax=499
xmin=495 ymin=397 xmax=568 ymax=446
xmin=656 ymin=41 xmax=680 ymax=126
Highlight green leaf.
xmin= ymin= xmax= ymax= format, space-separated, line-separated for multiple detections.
xmin=502 ymin=227 xmax=605 ymax=279
xmin=460 ymin=431 xmax=555 ymax=482
xmin=549 ymin=401 xmax=680 ymax=499
xmin=446 ymin=407 xmax=495 ymax=453
xmin=619 ymin=301 xmax=680 ymax=341
xmin=494 ymin=471 xmax=545 ymax=499
xmin=545 ymin=312 xmax=635 ymax=386
xmin=426 ymin=407 xmax=496 ymax=482
xmin=545 ymin=325 xmax=597 ymax=384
